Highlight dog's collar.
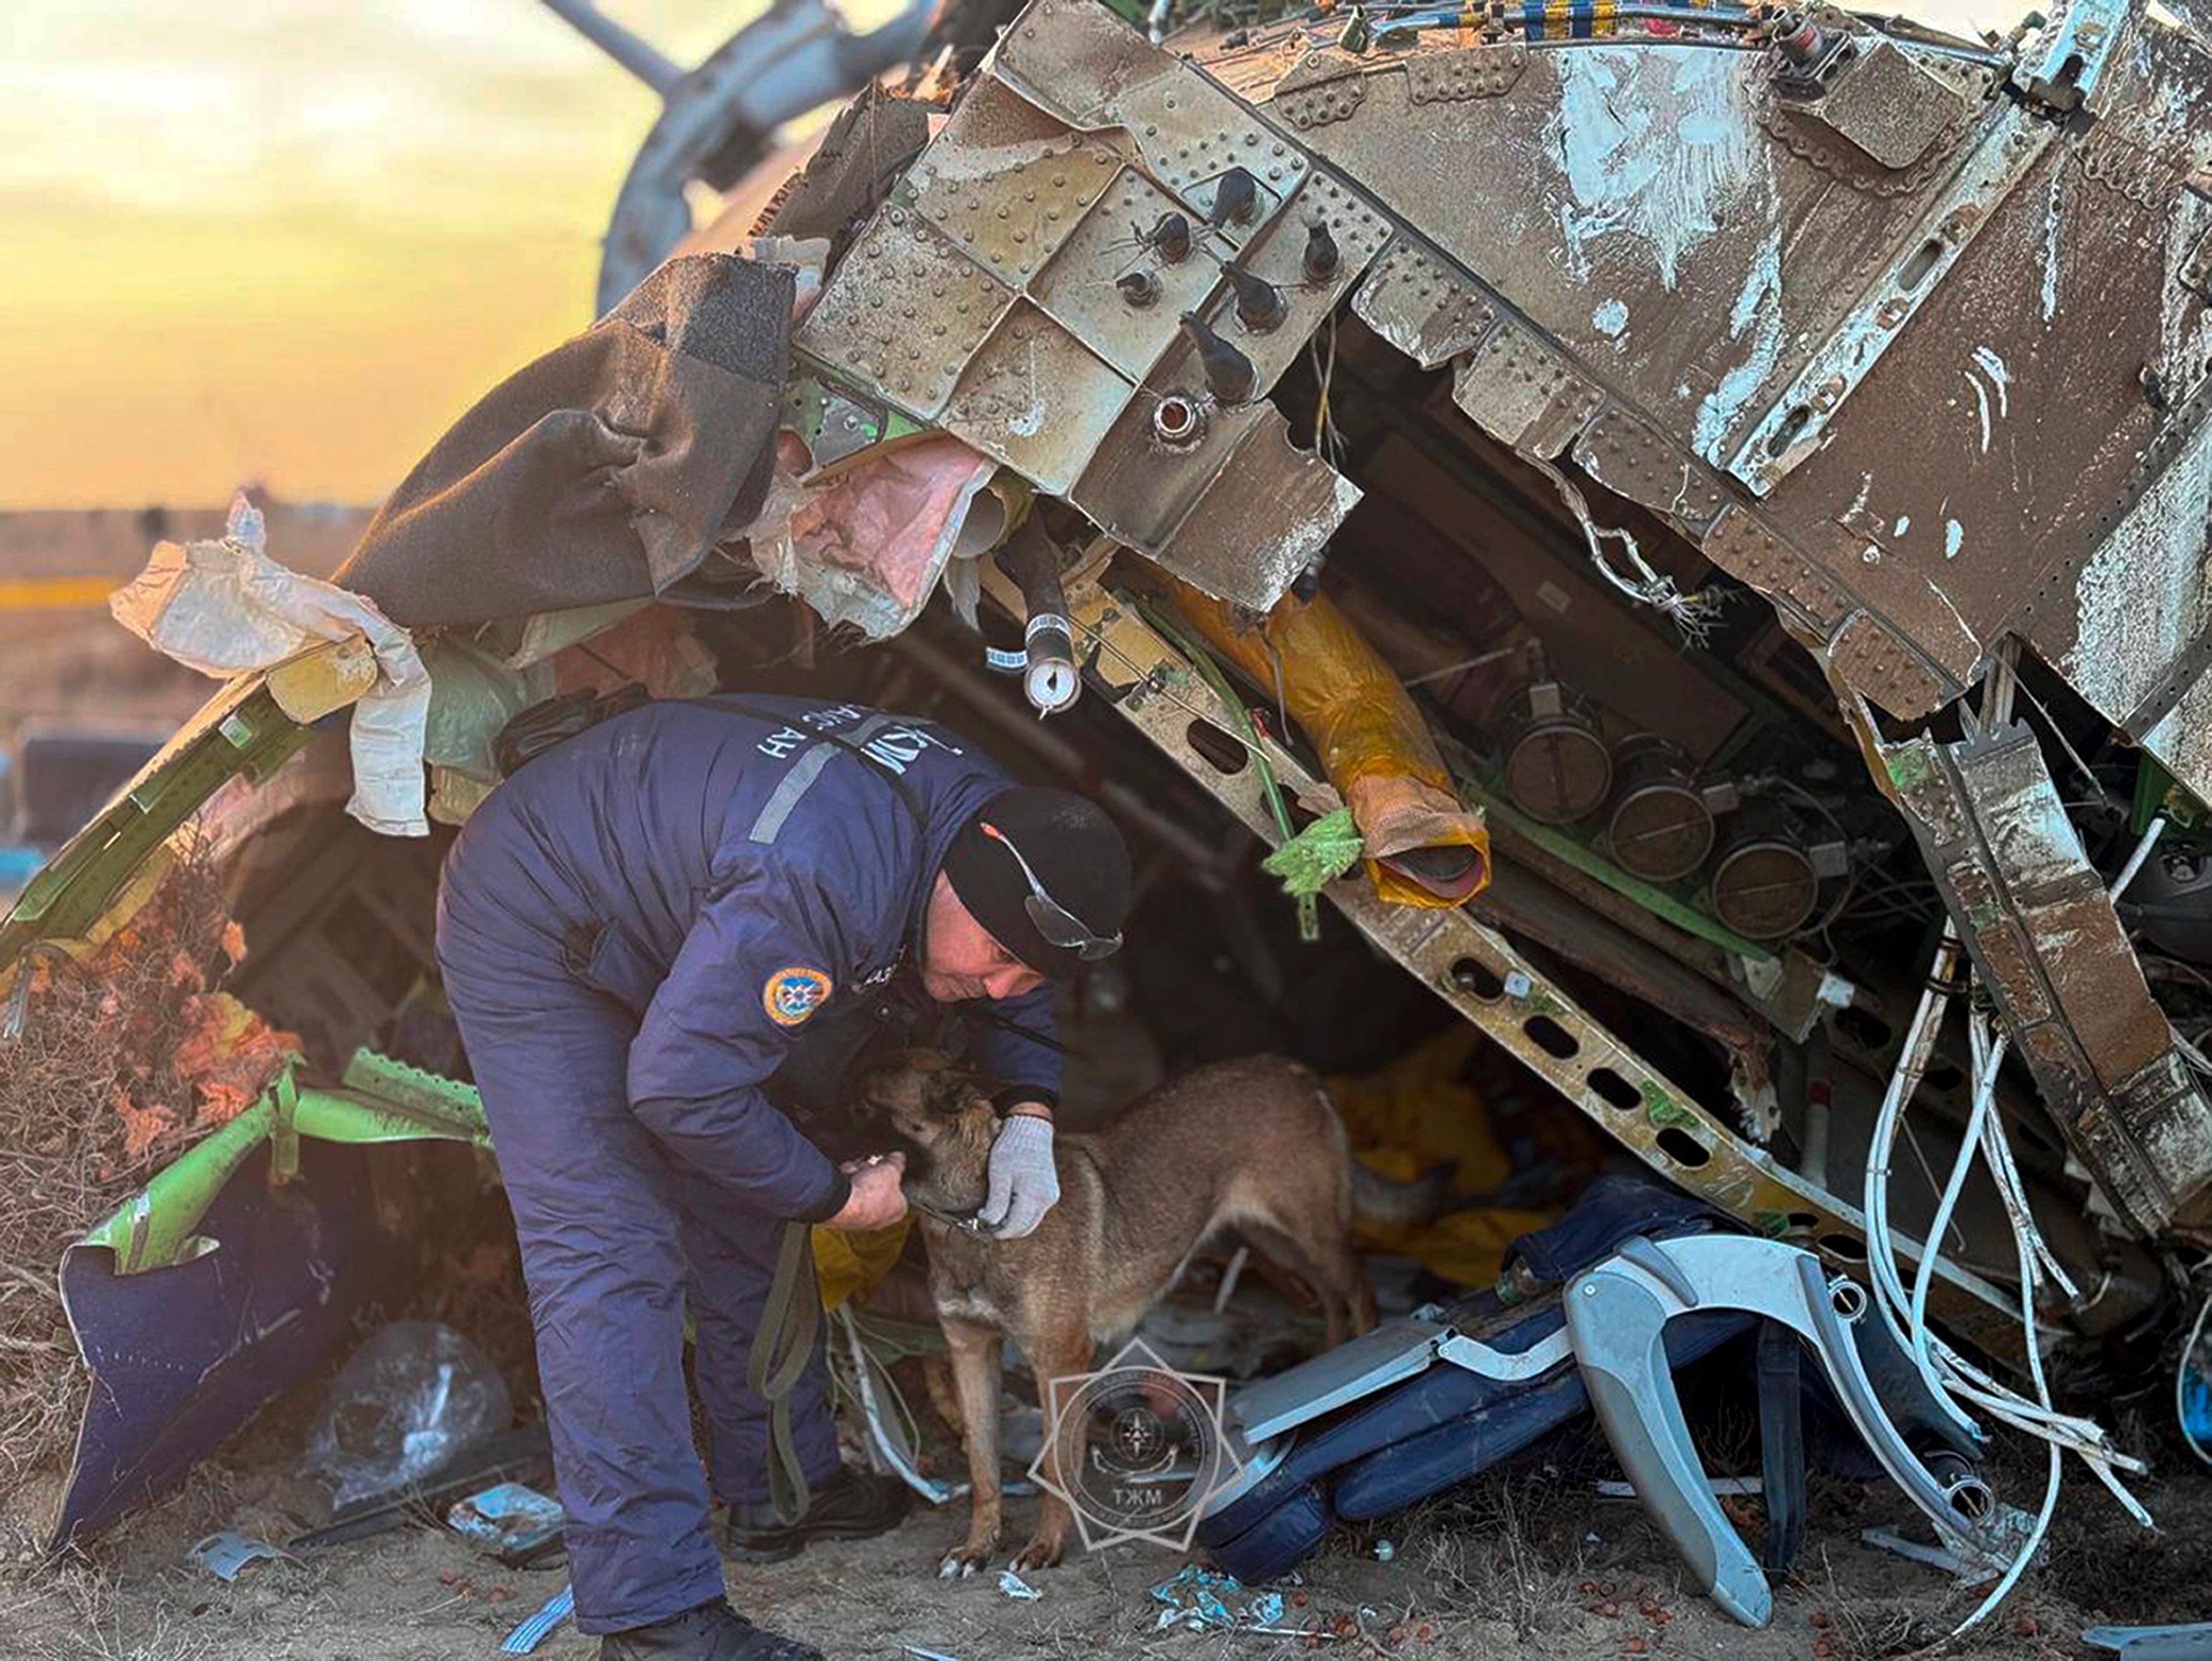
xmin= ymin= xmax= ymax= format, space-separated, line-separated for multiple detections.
xmin=906 ymin=1196 xmax=990 ymax=1237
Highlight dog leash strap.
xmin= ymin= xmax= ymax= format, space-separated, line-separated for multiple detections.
xmin=747 ymin=1219 xmax=822 ymax=1526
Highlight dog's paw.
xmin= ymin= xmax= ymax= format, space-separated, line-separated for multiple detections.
xmin=1008 ymin=1534 xmax=1066 ymax=1574
xmin=937 ymin=1540 xmax=996 ymax=1579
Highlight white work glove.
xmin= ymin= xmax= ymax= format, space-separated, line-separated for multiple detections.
xmin=978 ymin=1114 xmax=1059 ymax=1240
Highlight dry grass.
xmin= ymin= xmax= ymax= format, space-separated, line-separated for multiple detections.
xmin=0 ymin=839 xmax=245 ymax=1498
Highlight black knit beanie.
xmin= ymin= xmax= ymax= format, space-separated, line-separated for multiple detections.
xmin=941 ymin=788 xmax=1132 ymax=980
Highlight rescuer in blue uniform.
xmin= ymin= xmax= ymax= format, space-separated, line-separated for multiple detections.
xmin=435 ymin=693 xmax=1133 ymax=1661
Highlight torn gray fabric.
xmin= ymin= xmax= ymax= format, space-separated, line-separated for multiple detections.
xmin=336 ymin=253 xmax=793 ymax=629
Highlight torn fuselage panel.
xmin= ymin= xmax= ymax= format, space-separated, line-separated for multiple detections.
xmin=1888 ymin=721 xmax=2212 ymax=1241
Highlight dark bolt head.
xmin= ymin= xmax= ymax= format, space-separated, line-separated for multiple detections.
xmin=1224 ymin=264 xmax=1288 ymax=332
xmin=1303 ymin=220 xmax=1340 ymax=283
xmin=1117 ymin=269 xmax=1161 ymax=308
xmin=1178 ymin=311 xmax=1256 ymax=406
xmin=1150 ymin=212 xmax=1192 ymax=262
xmin=1208 ymin=167 xmax=1258 ymax=228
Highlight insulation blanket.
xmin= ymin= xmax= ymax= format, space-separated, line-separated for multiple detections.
xmin=1157 ymin=573 xmax=1490 ymax=906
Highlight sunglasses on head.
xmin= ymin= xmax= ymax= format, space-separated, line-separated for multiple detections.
xmin=980 ymin=821 xmax=1122 ymax=962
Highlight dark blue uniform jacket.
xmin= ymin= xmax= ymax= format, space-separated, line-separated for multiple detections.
xmin=438 ymin=693 xmax=1058 ymax=1223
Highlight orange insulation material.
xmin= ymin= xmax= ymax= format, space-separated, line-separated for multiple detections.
xmin=1158 ymin=573 xmax=1490 ymax=907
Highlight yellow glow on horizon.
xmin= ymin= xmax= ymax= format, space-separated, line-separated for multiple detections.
xmin=0 ymin=1 xmax=754 ymax=510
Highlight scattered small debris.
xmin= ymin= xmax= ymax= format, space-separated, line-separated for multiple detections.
xmin=1374 ymin=1538 xmax=1395 ymax=1562
xmin=1594 ymin=1476 xmax=1761 ymax=1499
xmin=499 ymin=1582 xmax=573 ymax=1655
xmin=997 ymin=1568 xmax=1041 ymax=1601
xmin=447 ymin=1480 xmax=562 ymax=1562
xmin=186 ymin=1530 xmax=297 ymax=1583
xmin=1150 ymin=1564 xmax=1290 ymax=1633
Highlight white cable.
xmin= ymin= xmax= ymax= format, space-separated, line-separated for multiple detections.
xmin=1858 ymin=951 xmax=2155 ymax=1638
xmin=1525 ymin=454 xmax=1722 ymax=644
xmin=2109 ymin=815 xmax=2167 ymax=902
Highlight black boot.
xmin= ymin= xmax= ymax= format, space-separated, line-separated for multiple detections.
xmin=598 ymin=1598 xmax=822 ymax=1661
xmin=724 ymin=1466 xmax=910 ymax=1563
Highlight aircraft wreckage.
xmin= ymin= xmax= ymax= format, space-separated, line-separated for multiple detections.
xmin=5 ymin=0 xmax=2212 ymax=1617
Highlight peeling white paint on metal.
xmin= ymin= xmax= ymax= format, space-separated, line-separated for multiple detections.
xmin=1693 ymin=212 xmax=1783 ymax=464
xmin=2063 ymin=414 xmax=2212 ymax=723
xmin=1965 ymin=369 xmax=1993 ymax=454
xmin=1847 ymin=473 xmax=1873 ymax=520
xmin=1971 ymin=348 xmax=2011 ymax=418
xmin=1592 ymin=299 xmax=1630 ymax=338
xmin=1894 ymin=515 xmax=1911 ymax=537
xmin=1945 ymin=519 xmax=1964 ymax=560
xmin=1549 ymin=47 xmax=1765 ymax=291
xmin=1924 ymin=578 xmax=1981 ymax=654
xmin=2040 ymin=164 xmax=2064 ymax=324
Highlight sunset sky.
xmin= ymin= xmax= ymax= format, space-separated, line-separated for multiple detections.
xmin=3 ymin=0 xmax=2011 ymax=513
xmin=0 ymin=3 xmax=790 ymax=511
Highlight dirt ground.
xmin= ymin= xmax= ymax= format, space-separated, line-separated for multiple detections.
xmin=5 ymin=1374 xmax=2207 ymax=1661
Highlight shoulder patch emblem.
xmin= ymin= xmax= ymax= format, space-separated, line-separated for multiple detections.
xmin=764 ymin=966 xmax=834 ymax=1027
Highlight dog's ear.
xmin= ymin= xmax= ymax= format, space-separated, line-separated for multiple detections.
xmin=921 ymin=1060 xmax=992 ymax=1120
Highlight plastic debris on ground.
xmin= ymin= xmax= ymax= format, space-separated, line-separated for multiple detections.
xmin=997 ymin=1567 xmax=1042 ymax=1600
xmin=501 ymin=1582 xmax=574 ymax=1655
xmin=1858 ymin=1506 xmax=2045 ymax=1586
xmin=187 ymin=1530 xmax=297 ymax=1582
xmin=303 ymin=1320 xmax=513 ymax=1509
xmin=447 ymin=1480 xmax=564 ymax=1562
xmin=1150 ymin=1564 xmax=1292 ymax=1634
xmin=2083 ymin=1622 xmax=2212 ymax=1658
xmin=107 ymin=491 xmax=433 ymax=836
xmin=1595 ymin=1476 xmax=1763 ymax=1498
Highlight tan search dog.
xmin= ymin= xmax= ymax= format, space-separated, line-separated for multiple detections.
xmin=854 ymin=1050 xmax=1375 ymax=1577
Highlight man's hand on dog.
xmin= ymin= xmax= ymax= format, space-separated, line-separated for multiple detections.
xmin=824 ymin=1151 xmax=908 ymax=1232
xmin=979 ymin=1110 xmax=1059 ymax=1239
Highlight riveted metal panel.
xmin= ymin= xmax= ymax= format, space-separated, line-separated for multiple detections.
xmin=1574 ymin=401 xmax=1731 ymax=537
xmin=1787 ymin=37 xmax=1968 ymax=173
xmin=1272 ymin=49 xmax=1369 ymax=130
xmin=939 ymin=302 xmax=1130 ymax=493
xmin=1405 ymin=44 xmax=1528 ymax=104
xmin=1030 ymin=166 xmax=1223 ymax=382
xmin=1351 ymin=237 xmax=1496 ymax=369
xmin=792 ymin=206 xmax=1018 ymax=419
xmin=1450 ymin=320 xmax=1605 ymax=459
xmin=990 ymin=0 xmax=1174 ymax=125
xmin=1827 ymin=611 xmax=1951 ymax=720
xmin=1699 ymin=505 xmax=1849 ymax=630
xmin=902 ymin=79 xmax=1126 ymax=287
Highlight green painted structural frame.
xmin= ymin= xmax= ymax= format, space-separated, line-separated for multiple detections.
xmin=79 ymin=1049 xmax=489 ymax=1277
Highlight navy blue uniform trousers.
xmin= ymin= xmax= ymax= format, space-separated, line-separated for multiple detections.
xmin=436 ymin=916 xmax=840 ymax=1634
